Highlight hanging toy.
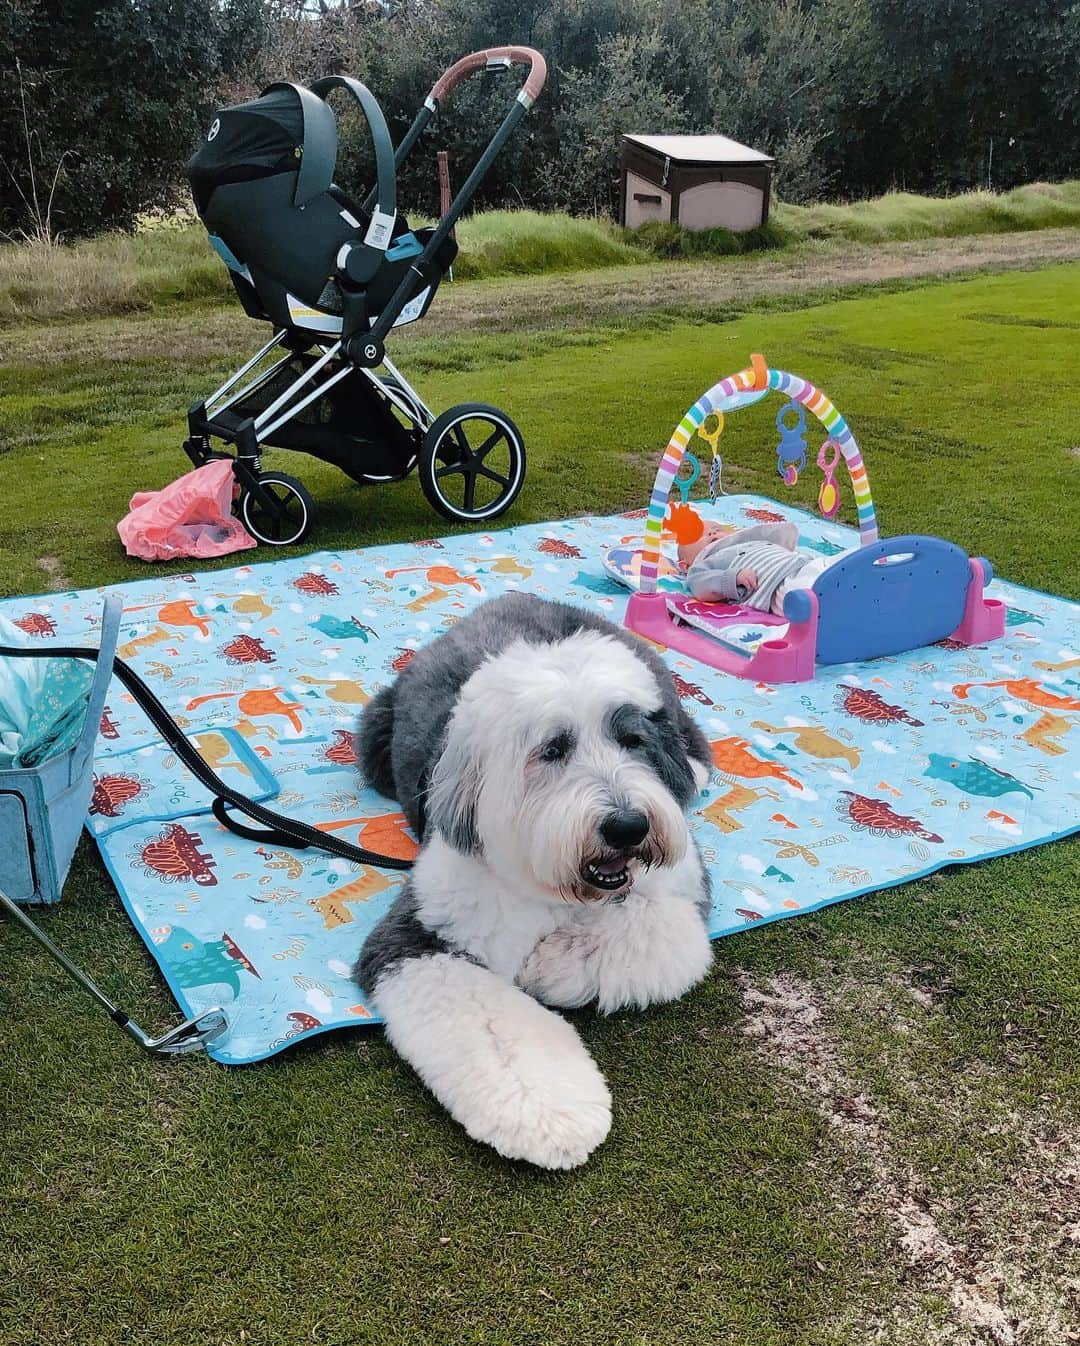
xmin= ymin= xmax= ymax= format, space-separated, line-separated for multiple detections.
xmin=775 ymin=401 xmax=808 ymax=486
xmin=666 ymin=453 xmax=706 ymax=548
xmin=673 ymin=450 xmax=701 ymax=504
xmin=708 ymin=455 xmax=723 ymax=503
xmin=696 ymin=411 xmax=726 ymax=505
xmin=816 ymin=438 xmax=842 ymax=519
xmin=666 ymin=500 xmax=705 ymax=546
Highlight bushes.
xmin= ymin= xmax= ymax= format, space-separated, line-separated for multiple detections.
xmin=272 ymin=0 xmax=1080 ymax=218
xmin=0 ymin=0 xmax=271 ymax=241
xmin=4 ymin=0 xmax=1077 ymax=243
xmin=628 ymin=219 xmax=793 ymax=260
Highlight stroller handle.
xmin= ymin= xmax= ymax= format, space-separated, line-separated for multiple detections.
xmin=430 ymin=46 xmax=547 ymax=107
xmin=350 ymin=46 xmax=546 ymax=361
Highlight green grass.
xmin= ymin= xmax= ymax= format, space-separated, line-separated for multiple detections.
xmin=776 ymin=179 xmax=1080 ymax=244
xmin=2 ymin=181 xmax=1078 ymax=323
xmin=1 ymin=263 xmax=1079 ymax=1344
xmin=453 ymin=207 xmax=644 ymax=278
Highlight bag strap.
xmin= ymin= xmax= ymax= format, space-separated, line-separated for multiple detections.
xmin=0 ymin=642 xmax=414 ymax=873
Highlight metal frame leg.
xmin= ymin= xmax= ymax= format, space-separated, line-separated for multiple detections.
xmin=0 ymin=886 xmax=227 ymax=1057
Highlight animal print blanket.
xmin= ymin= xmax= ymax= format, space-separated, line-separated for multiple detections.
xmin=3 ymin=496 xmax=1077 ymax=1063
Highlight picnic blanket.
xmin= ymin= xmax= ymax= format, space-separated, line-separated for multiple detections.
xmin=3 ymin=495 xmax=1077 ymax=1064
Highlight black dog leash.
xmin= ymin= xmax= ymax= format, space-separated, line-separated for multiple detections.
xmin=0 ymin=642 xmax=414 ymax=872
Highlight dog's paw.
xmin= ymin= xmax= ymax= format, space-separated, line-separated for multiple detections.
xmin=517 ymin=927 xmax=603 ymax=1008
xmin=592 ymin=893 xmax=713 ymax=1014
xmin=378 ymin=953 xmax=611 ymax=1169
xmin=476 ymin=1048 xmax=613 ymax=1170
xmin=519 ymin=896 xmax=712 ymax=1015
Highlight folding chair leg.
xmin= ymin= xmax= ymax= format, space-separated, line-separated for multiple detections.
xmin=0 ymin=886 xmax=227 ymax=1057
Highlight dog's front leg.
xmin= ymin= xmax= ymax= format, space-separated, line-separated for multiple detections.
xmin=519 ymin=880 xmax=712 ymax=1014
xmin=371 ymin=953 xmax=612 ymax=1169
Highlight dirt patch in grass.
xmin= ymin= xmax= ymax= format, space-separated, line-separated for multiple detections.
xmin=6 ymin=229 xmax=1079 ymax=375
xmin=36 ymin=554 xmax=72 ymax=591
xmin=734 ymin=971 xmax=1080 ymax=1345
xmin=411 ymin=228 xmax=1080 ymax=343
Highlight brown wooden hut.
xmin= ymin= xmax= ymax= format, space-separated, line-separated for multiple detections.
xmin=620 ymin=134 xmax=774 ymax=232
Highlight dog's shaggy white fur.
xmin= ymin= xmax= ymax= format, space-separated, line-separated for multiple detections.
xmin=354 ymin=593 xmax=713 ymax=1169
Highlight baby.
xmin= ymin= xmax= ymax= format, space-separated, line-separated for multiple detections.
xmin=678 ymin=520 xmax=830 ymax=616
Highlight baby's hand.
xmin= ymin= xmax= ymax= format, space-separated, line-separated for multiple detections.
xmin=737 ymin=568 xmax=758 ymax=592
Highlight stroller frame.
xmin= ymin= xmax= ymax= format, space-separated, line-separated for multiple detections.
xmin=185 ymin=47 xmax=548 ymax=545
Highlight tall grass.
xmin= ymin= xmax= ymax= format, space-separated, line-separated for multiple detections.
xmin=0 ymin=221 xmax=229 ymax=323
xmin=452 ymin=208 xmax=642 ymax=278
xmin=775 ymin=181 xmax=1080 ymax=243
xmin=2 ymin=182 xmax=1078 ymax=324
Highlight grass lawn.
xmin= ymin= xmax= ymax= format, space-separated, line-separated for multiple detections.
xmin=1 ymin=253 xmax=1078 ymax=1345
xmin=3 ymin=181 xmax=1079 ymax=323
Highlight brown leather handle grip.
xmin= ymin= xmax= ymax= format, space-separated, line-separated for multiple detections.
xmin=430 ymin=46 xmax=547 ymax=105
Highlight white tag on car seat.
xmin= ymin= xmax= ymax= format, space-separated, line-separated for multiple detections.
xmin=364 ymin=208 xmax=396 ymax=250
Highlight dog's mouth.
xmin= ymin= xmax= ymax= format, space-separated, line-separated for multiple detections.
xmin=575 ymin=844 xmax=661 ymax=901
xmin=582 ymin=855 xmax=635 ymax=892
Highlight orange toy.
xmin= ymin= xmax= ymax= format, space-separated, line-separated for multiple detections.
xmin=665 ymin=501 xmax=705 ymax=545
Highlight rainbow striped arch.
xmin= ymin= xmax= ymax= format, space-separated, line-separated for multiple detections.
xmin=637 ymin=356 xmax=878 ymax=594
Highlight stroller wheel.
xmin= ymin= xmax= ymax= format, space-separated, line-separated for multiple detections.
xmin=419 ymin=404 xmax=526 ymax=523
xmin=238 ymin=472 xmax=314 ymax=547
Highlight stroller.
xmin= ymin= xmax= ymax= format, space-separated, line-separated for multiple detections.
xmin=184 ymin=47 xmax=546 ymax=546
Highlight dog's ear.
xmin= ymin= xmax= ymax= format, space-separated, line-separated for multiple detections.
xmin=676 ymin=709 xmax=713 ymax=793
xmin=646 ymin=704 xmax=712 ymax=806
xmin=427 ymin=722 xmax=484 ymax=855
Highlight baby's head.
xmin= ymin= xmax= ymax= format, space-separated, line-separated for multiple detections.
xmin=677 ymin=518 xmax=729 ymax=566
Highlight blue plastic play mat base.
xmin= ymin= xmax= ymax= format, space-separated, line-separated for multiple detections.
xmin=3 ymin=496 xmax=1077 ymax=1064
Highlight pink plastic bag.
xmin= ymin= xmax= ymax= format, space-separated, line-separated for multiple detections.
xmin=117 ymin=459 xmax=258 ymax=562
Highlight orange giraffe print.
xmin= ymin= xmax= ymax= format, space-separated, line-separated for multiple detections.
xmin=953 ymin=678 xmax=1080 ymax=713
xmin=1017 ymin=712 xmax=1072 ymax=757
xmin=308 ymin=871 xmax=393 ymax=929
xmin=117 ymin=626 xmax=171 ymax=660
xmin=385 ymin=564 xmax=483 ymax=592
xmin=186 ymin=687 xmax=304 ymax=732
xmin=405 ymin=587 xmax=450 ymax=614
xmin=701 ymin=782 xmax=782 ymax=834
xmin=710 ymin=737 xmax=803 ymax=790
xmin=314 ymin=812 xmax=419 ymax=862
xmin=125 ymin=600 xmax=212 ymax=637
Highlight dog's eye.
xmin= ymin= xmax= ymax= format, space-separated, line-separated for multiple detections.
xmin=618 ymin=732 xmax=644 ymax=751
xmin=539 ymin=735 xmax=571 ymax=764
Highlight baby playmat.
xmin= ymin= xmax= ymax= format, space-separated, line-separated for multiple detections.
xmin=4 ymin=496 xmax=1077 ymax=1064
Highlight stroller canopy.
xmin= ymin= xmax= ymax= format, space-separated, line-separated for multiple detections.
xmin=188 ymin=86 xmax=337 ymax=215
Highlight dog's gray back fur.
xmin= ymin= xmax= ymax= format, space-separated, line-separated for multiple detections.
xmin=357 ymin=592 xmax=711 ymax=837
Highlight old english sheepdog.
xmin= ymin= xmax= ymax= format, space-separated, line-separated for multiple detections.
xmin=354 ymin=592 xmax=714 ymax=1169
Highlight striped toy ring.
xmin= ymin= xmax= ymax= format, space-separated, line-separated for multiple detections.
xmin=636 ymin=358 xmax=878 ymax=594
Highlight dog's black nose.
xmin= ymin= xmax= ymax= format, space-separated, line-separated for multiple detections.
xmin=600 ymin=809 xmax=650 ymax=849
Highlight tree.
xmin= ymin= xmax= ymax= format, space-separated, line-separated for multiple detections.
xmin=0 ymin=0 xmax=272 ymax=239
xmin=826 ymin=0 xmax=1080 ymax=192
